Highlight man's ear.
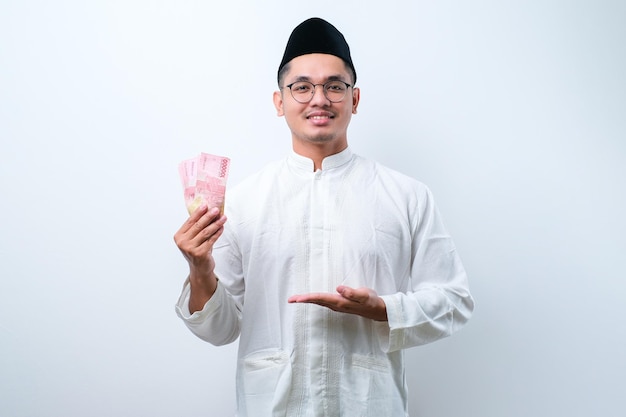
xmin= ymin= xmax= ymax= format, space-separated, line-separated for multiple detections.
xmin=351 ymin=87 xmax=360 ymax=115
xmin=273 ymin=90 xmax=285 ymax=116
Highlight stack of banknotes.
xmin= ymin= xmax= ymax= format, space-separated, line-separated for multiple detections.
xmin=178 ymin=153 xmax=230 ymax=214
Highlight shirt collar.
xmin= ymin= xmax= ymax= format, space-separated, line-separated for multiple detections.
xmin=288 ymin=147 xmax=354 ymax=174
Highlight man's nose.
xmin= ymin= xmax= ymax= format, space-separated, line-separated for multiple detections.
xmin=309 ymin=84 xmax=330 ymax=105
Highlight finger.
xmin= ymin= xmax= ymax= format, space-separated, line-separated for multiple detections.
xmin=183 ymin=207 xmax=221 ymax=244
xmin=189 ymin=213 xmax=227 ymax=247
xmin=176 ymin=204 xmax=209 ymax=236
xmin=340 ymin=286 xmax=375 ymax=305
xmin=175 ymin=211 xmax=225 ymax=257
xmin=192 ymin=207 xmax=222 ymax=232
xmin=287 ymin=293 xmax=321 ymax=303
xmin=288 ymin=293 xmax=344 ymax=306
xmin=181 ymin=223 xmax=225 ymax=265
xmin=195 ymin=222 xmax=226 ymax=253
xmin=337 ymin=285 xmax=357 ymax=300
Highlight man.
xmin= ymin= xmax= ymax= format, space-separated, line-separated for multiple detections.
xmin=174 ymin=17 xmax=474 ymax=417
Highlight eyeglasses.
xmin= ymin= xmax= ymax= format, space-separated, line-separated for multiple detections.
xmin=282 ymin=80 xmax=352 ymax=103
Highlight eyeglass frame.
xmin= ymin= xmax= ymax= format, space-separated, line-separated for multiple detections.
xmin=281 ymin=80 xmax=354 ymax=103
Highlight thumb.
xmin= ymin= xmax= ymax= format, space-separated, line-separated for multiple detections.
xmin=337 ymin=285 xmax=365 ymax=302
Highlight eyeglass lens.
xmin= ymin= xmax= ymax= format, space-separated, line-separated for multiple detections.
xmin=289 ymin=81 xmax=349 ymax=103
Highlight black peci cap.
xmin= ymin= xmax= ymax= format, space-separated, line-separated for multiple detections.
xmin=278 ymin=17 xmax=356 ymax=84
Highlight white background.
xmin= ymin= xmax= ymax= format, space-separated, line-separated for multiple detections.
xmin=1 ymin=1 xmax=625 ymax=416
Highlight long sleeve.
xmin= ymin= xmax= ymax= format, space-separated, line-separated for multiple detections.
xmin=174 ymin=277 xmax=243 ymax=346
xmin=377 ymin=186 xmax=474 ymax=352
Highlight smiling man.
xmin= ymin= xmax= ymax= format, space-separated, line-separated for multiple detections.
xmin=174 ymin=17 xmax=474 ymax=417
xmin=274 ymin=52 xmax=359 ymax=164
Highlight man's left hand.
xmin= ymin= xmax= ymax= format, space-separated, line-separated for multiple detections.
xmin=288 ymin=286 xmax=388 ymax=321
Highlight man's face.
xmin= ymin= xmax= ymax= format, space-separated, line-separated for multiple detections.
xmin=273 ymin=53 xmax=360 ymax=148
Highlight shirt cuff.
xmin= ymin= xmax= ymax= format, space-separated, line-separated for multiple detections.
xmin=377 ymin=294 xmax=405 ymax=352
xmin=174 ymin=278 xmax=224 ymax=324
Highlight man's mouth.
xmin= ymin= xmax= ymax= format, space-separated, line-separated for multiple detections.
xmin=306 ymin=111 xmax=334 ymax=120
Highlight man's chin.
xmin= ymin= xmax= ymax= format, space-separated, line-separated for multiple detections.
xmin=303 ymin=133 xmax=336 ymax=143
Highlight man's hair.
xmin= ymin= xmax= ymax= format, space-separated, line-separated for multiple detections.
xmin=277 ymin=60 xmax=356 ymax=87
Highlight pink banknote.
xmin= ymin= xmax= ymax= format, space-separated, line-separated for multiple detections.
xmin=178 ymin=153 xmax=230 ymax=214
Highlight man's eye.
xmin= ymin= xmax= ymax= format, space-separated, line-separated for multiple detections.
xmin=327 ymin=83 xmax=345 ymax=91
xmin=293 ymin=84 xmax=311 ymax=92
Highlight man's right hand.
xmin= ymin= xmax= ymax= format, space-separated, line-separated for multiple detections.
xmin=173 ymin=205 xmax=227 ymax=313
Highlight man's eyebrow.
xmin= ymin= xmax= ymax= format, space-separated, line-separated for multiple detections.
xmin=289 ymin=74 xmax=349 ymax=83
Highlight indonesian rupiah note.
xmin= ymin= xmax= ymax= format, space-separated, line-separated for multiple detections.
xmin=178 ymin=153 xmax=230 ymax=215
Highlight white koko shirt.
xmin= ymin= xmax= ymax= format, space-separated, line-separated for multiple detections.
xmin=176 ymin=148 xmax=474 ymax=417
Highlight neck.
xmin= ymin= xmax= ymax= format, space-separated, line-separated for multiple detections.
xmin=292 ymin=138 xmax=348 ymax=171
